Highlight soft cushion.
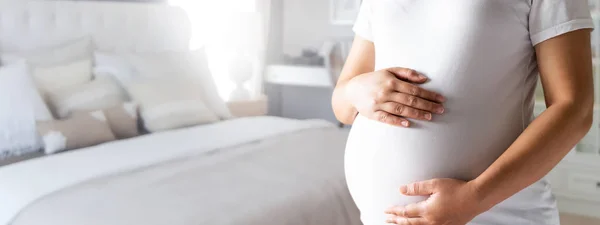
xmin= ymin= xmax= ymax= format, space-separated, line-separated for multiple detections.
xmin=128 ymin=77 xmax=219 ymax=132
xmin=0 ymin=62 xmax=52 ymax=158
xmin=103 ymin=102 xmax=139 ymax=139
xmin=47 ymin=76 xmax=126 ymax=119
xmin=94 ymin=49 xmax=232 ymax=119
xmin=33 ymin=59 xmax=94 ymax=95
xmin=37 ymin=111 xmax=116 ymax=154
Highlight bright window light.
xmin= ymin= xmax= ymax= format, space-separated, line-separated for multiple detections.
xmin=169 ymin=0 xmax=258 ymax=101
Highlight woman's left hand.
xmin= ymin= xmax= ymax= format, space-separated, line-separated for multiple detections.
xmin=384 ymin=178 xmax=489 ymax=225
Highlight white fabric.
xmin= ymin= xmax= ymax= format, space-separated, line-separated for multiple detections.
xmin=93 ymin=52 xmax=136 ymax=87
xmin=32 ymin=59 xmax=94 ymax=95
xmin=0 ymin=62 xmax=48 ymax=157
xmin=128 ymin=77 xmax=219 ymax=132
xmin=10 ymin=123 xmax=358 ymax=225
xmin=95 ymin=49 xmax=233 ymax=120
xmin=347 ymin=1 xmax=593 ymax=225
xmin=48 ymin=76 xmax=125 ymax=119
xmin=0 ymin=38 xmax=92 ymax=67
xmin=41 ymin=131 xmax=67 ymax=155
xmin=0 ymin=1 xmax=190 ymax=53
xmin=0 ymin=116 xmax=334 ymax=225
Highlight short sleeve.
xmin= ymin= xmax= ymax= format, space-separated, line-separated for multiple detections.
xmin=529 ymin=0 xmax=595 ymax=46
xmin=353 ymin=0 xmax=374 ymax=41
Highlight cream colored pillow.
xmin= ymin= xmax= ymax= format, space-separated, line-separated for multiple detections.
xmin=33 ymin=59 xmax=93 ymax=95
xmin=47 ymin=76 xmax=126 ymax=119
xmin=128 ymin=78 xmax=219 ymax=132
xmin=37 ymin=111 xmax=116 ymax=154
xmin=103 ymin=102 xmax=139 ymax=139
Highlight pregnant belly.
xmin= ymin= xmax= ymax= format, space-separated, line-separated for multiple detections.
xmin=344 ymin=113 xmax=523 ymax=221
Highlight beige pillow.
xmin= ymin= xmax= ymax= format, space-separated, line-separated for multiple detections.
xmin=128 ymin=78 xmax=219 ymax=132
xmin=33 ymin=59 xmax=93 ymax=95
xmin=37 ymin=111 xmax=116 ymax=154
xmin=103 ymin=103 xmax=139 ymax=139
xmin=47 ymin=76 xmax=126 ymax=118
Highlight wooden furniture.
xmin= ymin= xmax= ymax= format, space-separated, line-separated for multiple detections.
xmin=227 ymin=95 xmax=269 ymax=117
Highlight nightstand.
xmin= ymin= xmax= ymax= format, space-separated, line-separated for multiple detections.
xmin=227 ymin=95 xmax=268 ymax=117
xmin=265 ymin=64 xmax=345 ymax=127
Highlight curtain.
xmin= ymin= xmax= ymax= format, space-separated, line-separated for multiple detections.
xmin=169 ymin=0 xmax=271 ymax=102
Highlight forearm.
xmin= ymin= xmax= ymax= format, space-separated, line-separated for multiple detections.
xmin=472 ymin=101 xmax=593 ymax=210
xmin=332 ymin=81 xmax=358 ymax=125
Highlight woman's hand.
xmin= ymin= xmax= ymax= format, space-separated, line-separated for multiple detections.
xmin=345 ymin=67 xmax=446 ymax=127
xmin=384 ymin=179 xmax=489 ymax=225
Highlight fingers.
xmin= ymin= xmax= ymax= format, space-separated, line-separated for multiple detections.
xmin=386 ymin=67 xmax=428 ymax=84
xmin=378 ymin=102 xmax=433 ymax=121
xmin=385 ymin=92 xmax=445 ymax=114
xmin=393 ymin=81 xmax=445 ymax=103
xmin=386 ymin=216 xmax=427 ymax=225
xmin=400 ymin=180 xmax=438 ymax=196
xmin=385 ymin=204 xmax=424 ymax=218
xmin=373 ymin=111 xmax=411 ymax=127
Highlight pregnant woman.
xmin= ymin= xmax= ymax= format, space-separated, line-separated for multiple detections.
xmin=333 ymin=0 xmax=595 ymax=224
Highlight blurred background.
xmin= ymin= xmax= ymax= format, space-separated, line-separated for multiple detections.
xmin=0 ymin=0 xmax=599 ymax=225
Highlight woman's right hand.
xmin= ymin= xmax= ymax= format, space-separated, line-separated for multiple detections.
xmin=345 ymin=67 xmax=446 ymax=127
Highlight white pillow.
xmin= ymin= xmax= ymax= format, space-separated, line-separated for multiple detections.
xmin=94 ymin=49 xmax=232 ymax=120
xmin=1 ymin=37 xmax=92 ymax=66
xmin=33 ymin=59 xmax=94 ymax=95
xmin=93 ymin=52 xmax=136 ymax=87
xmin=47 ymin=76 xmax=126 ymax=119
xmin=0 ymin=62 xmax=52 ymax=157
xmin=128 ymin=77 xmax=219 ymax=132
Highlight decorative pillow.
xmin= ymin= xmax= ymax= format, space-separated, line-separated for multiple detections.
xmin=1 ymin=37 xmax=92 ymax=66
xmin=33 ymin=59 xmax=94 ymax=95
xmin=102 ymin=102 xmax=139 ymax=139
xmin=47 ymin=76 xmax=126 ymax=119
xmin=93 ymin=52 xmax=136 ymax=87
xmin=0 ymin=62 xmax=52 ymax=158
xmin=0 ymin=61 xmax=53 ymax=121
xmin=94 ymin=48 xmax=232 ymax=120
xmin=128 ymin=77 xmax=219 ymax=132
xmin=37 ymin=111 xmax=116 ymax=154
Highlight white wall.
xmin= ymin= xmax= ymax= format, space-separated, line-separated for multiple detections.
xmin=282 ymin=0 xmax=354 ymax=56
xmin=264 ymin=0 xmax=355 ymax=123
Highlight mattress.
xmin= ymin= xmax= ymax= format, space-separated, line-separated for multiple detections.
xmin=0 ymin=116 xmax=360 ymax=225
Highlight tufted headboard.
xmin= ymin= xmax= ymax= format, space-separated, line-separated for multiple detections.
xmin=0 ymin=0 xmax=191 ymax=52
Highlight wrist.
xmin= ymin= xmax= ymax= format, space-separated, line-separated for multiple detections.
xmin=467 ymin=179 xmax=495 ymax=213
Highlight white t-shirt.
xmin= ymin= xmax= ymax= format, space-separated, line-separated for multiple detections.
xmin=344 ymin=1 xmax=594 ymax=225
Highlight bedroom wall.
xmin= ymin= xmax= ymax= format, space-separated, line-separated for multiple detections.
xmin=266 ymin=0 xmax=353 ymax=123
xmin=282 ymin=0 xmax=354 ymax=56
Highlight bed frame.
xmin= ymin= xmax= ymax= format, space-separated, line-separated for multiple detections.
xmin=0 ymin=0 xmax=191 ymax=53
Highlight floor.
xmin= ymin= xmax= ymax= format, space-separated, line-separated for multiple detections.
xmin=560 ymin=213 xmax=600 ymax=225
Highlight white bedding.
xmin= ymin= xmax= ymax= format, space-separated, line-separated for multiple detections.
xmin=0 ymin=117 xmax=354 ymax=225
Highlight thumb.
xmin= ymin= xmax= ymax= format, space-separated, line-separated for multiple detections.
xmin=400 ymin=180 xmax=437 ymax=196
xmin=386 ymin=67 xmax=428 ymax=83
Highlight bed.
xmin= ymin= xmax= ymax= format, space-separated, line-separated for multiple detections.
xmin=0 ymin=1 xmax=360 ymax=225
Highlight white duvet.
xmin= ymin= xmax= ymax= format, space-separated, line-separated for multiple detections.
xmin=0 ymin=117 xmax=350 ymax=225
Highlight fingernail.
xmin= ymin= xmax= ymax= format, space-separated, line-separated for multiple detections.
xmin=436 ymin=107 xmax=445 ymax=114
xmin=425 ymin=113 xmax=432 ymax=120
xmin=399 ymin=185 xmax=408 ymax=193
xmin=418 ymin=74 xmax=428 ymax=80
xmin=437 ymin=95 xmax=446 ymax=102
xmin=386 ymin=216 xmax=396 ymax=223
xmin=401 ymin=121 xmax=410 ymax=127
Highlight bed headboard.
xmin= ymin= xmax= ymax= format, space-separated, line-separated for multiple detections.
xmin=0 ymin=0 xmax=191 ymax=52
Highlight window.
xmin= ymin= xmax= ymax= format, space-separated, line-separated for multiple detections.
xmin=169 ymin=0 xmax=261 ymax=101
